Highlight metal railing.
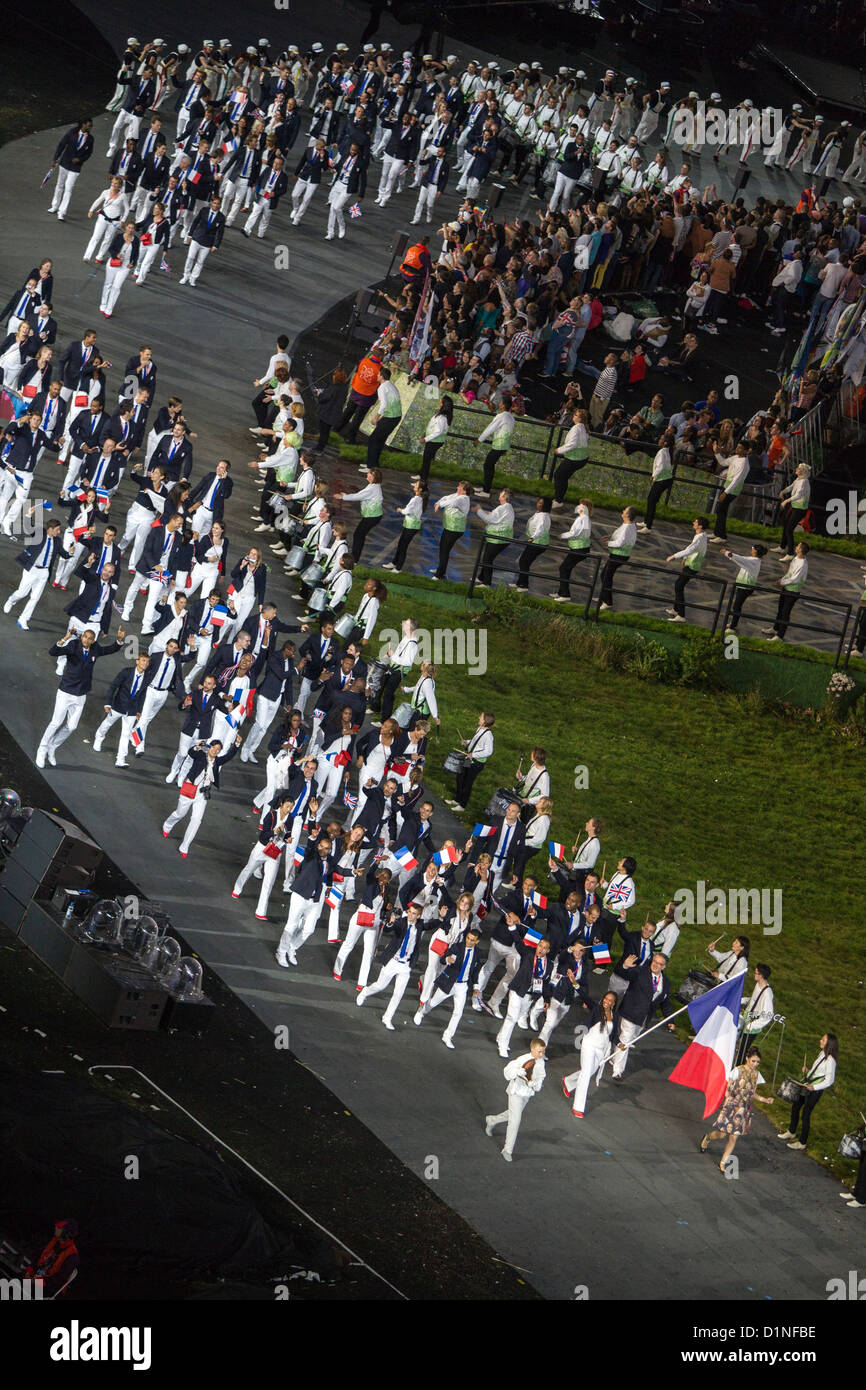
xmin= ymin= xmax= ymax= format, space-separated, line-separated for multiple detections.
xmin=827 ymin=379 xmax=865 ymax=448
xmin=717 ymin=586 xmax=853 ymax=666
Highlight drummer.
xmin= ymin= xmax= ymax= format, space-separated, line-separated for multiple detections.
xmin=707 ymin=935 xmax=750 ymax=981
xmin=447 ymin=710 xmax=495 ymax=813
xmin=842 ymin=1129 xmax=866 ymax=1209
xmin=514 ymin=746 xmax=550 ymax=810
xmin=778 ymin=1032 xmax=838 ymax=1151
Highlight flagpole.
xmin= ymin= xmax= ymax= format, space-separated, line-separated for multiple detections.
xmin=596 ymin=973 xmax=740 ymax=1069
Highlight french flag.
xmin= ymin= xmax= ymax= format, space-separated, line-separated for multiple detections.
xmin=325 ymin=884 xmax=343 ymax=911
xmin=432 ymin=847 xmax=459 ymax=866
xmin=548 ymin=840 xmax=566 ymax=860
xmin=523 ymin=925 xmax=543 ymax=948
xmin=393 ymin=846 xmax=419 ymax=871
xmin=668 ymin=974 xmax=746 ymax=1118
xmin=531 ymin=891 xmax=547 ymax=910
xmin=210 ymin=603 xmax=229 ymax=628
xmin=591 ymin=941 xmax=612 ymax=966
xmin=130 ymin=726 xmax=143 ymax=748
xmin=472 ymin=823 xmax=497 ymax=838
xmin=292 ymin=848 xmax=305 ymax=868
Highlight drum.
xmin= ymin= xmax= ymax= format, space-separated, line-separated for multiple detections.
xmin=675 ymin=969 xmax=717 ymax=1004
xmin=286 ymin=544 xmax=308 ymax=570
xmin=443 ymin=748 xmax=470 ymax=775
xmin=282 ymin=515 xmax=303 ymax=539
xmin=365 ymin=658 xmax=390 ymax=701
xmin=838 ymin=1130 xmax=866 ymax=1160
xmin=299 ymin=561 xmax=324 ymax=587
xmin=776 ymin=1077 xmax=809 ymax=1104
xmin=392 ymin=702 xmax=414 ymax=729
xmin=486 ymin=786 xmax=518 ymax=818
xmin=333 ymin=612 xmax=357 ymax=640
xmin=307 ymin=586 xmax=329 ymax=613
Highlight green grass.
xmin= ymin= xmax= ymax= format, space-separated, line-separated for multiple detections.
xmin=337 ymin=439 xmax=866 ymax=559
xmin=350 ymin=573 xmax=865 ymax=1177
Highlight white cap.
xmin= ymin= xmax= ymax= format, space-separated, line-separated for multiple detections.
xmin=246 ymin=46 xmax=257 ymax=56
xmin=381 ymin=42 xmax=392 ymax=50
xmin=422 ymin=52 xmax=434 ymax=61
xmin=558 ymin=66 xmax=570 ymax=75
xmin=519 ymin=62 xmax=530 ymax=71
xmin=743 ymin=98 xmax=754 ymax=107
xmin=710 ymin=92 xmax=722 ymax=101
xmin=312 ymin=43 xmax=324 ymax=53
xmin=337 ymin=43 xmax=349 ymax=52
xmin=288 ymin=45 xmax=299 ymax=54
xmin=151 ymin=38 xmax=165 ymax=46
xmin=219 ymin=39 xmax=231 ymax=47
xmin=605 ymin=68 xmax=614 ymax=77
xmin=792 ymin=103 xmax=802 ymax=111
xmin=203 ymin=39 xmax=214 ymax=46
xmin=843 ymin=196 xmax=855 ymax=206
xmin=127 ymin=36 xmax=139 ymax=45
xmin=576 ymin=70 xmax=586 ymax=79
xmin=660 ymin=81 xmax=670 ymax=89
xmin=814 ymin=114 xmax=824 ymax=122
xmin=446 ymin=55 xmax=458 ymax=64
xmin=259 ymin=38 xmax=269 ymax=46
xmin=626 ymin=77 xmax=637 ymax=86
xmin=489 ymin=61 xmax=499 ymax=70
xmin=403 ymin=50 xmax=413 ymax=58
xmin=842 ymin=120 xmax=851 ymax=127
xmin=177 ymin=44 xmax=190 ymax=55
xmin=531 ymin=61 xmax=542 ymax=70
xmin=688 ymin=90 xmax=698 ymax=99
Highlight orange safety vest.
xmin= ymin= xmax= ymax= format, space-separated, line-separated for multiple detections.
xmin=351 ymin=355 xmax=381 ymax=396
xmin=400 ymin=243 xmax=427 ymax=276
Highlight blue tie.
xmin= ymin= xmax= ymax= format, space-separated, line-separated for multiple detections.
xmin=458 ymin=947 xmax=471 ymax=983
xmin=399 ymin=926 xmax=411 ymax=960
xmin=498 ymin=825 xmax=511 ymax=863
xmin=39 ymin=539 xmax=53 ymax=569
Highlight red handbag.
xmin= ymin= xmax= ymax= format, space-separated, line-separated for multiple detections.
xmin=109 ymin=257 xmax=122 ymax=267
xmin=430 ymin=936 xmax=448 ymax=957
xmin=357 ymin=909 xmax=376 ymax=927
xmin=263 ymin=841 xmax=282 ymax=860
xmin=334 ymin=750 xmax=351 ymax=767
xmin=140 ymin=233 xmax=153 ymax=246
xmin=180 ymin=780 xmax=197 ymax=799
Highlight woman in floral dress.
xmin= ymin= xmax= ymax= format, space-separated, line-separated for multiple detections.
xmin=700 ymin=1047 xmax=773 ymax=1172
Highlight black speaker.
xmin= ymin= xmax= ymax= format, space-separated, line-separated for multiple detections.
xmin=487 ymin=182 xmax=505 ymax=211
xmin=353 ymin=287 xmax=373 ymax=316
xmin=161 ymin=994 xmax=216 ymax=1035
xmin=0 ymin=858 xmax=40 ymax=913
xmin=8 ymin=809 xmax=102 ymax=896
xmin=18 ymin=902 xmax=77 ymax=977
xmin=733 ymin=165 xmax=752 ymax=193
xmin=0 ymin=886 xmax=29 ymax=932
xmin=63 ymin=948 xmax=167 ymax=1030
xmin=391 ymin=230 xmax=410 ymax=260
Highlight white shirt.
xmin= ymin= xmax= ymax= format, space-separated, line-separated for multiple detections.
xmin=804 ymin=1051 xmax=836 ymax=1091
xmin=710 ymin=947 xmax=748 ymax=980
xmin=466 ymin=726 xmax=494 ymax=761
xmin=504 ymin=1053 xmax=546 ymax=1097
xmin=780 ymin=555 xmax=808 ymax=589
xmin=562 ymin=509 xmax=592 ymax=544
xmin=572 ymin=835 xmax=600 ymax=870
xmin=424 ymin=411 xmax=450 ymax=442
xmin=526 ymin=512 xmax=551 ymax=543
xmin=352 ymin=591 xmax=379 ymax=641
xmin=742 ymin=981 xmax=774 ymax=1030
xmin=557 ymin=422 xmax=588 ymax=455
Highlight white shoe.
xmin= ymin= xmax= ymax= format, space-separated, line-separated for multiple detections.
xmin=115 ymin=760 xmax=129 ymax=767
xmin=287 ymin=946 xmax=298 ymax=966
xmin=2 ymin=599 xmax=13 ymax=614
xmin=382 ymin=1018 xmax=395 ymax=1030
xmin=598 ymin=602 xmax=611 ymax=611
xmin=16 ymin=620 xmax=29 ymax=630
xmin=777 ymin=1130 xmax=794 ymax=1140
xmin=497 ymin=1048 xmax=509 ymax=1059
xmin=847 ymin=1200 xmax=866 ymax=1208
xmin=356 ymin=988 xmax=367 ymax=1006
xmin=501 ymin=1149 xmax=512 ymax=1162
xmin=668 ymin=613 xmax=686 ymax=623
xmin=178 ymin=276 xmax=189 ymax=285
xmin=47 ymin=749 xmax=57 ymax=766
xmin=275 ymin=948 xmax=289 ymax=968
xmin=35 ymin=748 xmax=46 ymax=768
xmin=413 ymin=1010 xmax=424 ymax=1026
xmin=442 ymin=1036 xmax=455 ymax=1049
xmin=93 ymin=742 xmax=103 ymax=753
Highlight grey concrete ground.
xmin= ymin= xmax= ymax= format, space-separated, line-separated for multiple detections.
xmin=0 ymin=9 xmax=864 ymax=1301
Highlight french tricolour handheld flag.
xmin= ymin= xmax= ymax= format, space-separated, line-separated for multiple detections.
xmin=531 ymin=891 xmax=547 ymax=910
xmin=592 ymin=941 xmax=612 ymax=966
xmin=293 ymin=848 xmax=305 ymax=868
xmin=473 ymin=823 xmax=497 ymax=838
xmin=393 ymin=846 xmax=419 ymax=871
xmin=548 ymin=841 xmax=566 ymax=860
xmin=523 ymin=925 xmax=544 ymax=949
xmin=668 ymin=974 xmax=746 ymax=1118
xmin=130 ymin=726 xmax=143 ymax=748
xmin=210 ymin=603 xmax=229 ymax=629
xmin=325 ymin=884 xmax=343 ymax=911
xmin=432 ymin=847 xmax=460 ymax=867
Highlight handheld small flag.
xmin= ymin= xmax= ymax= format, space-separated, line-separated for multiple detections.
xmin=325 ymin=884 xmax=344 ymax=910
xmin=96 ymin=489 xmax=111 ymax=508
xmin=393 ymin=846 xmax=419 ymax=871
xmin=348 ymin=203 xmax=362 ymax=219
xmin=293 ymin=848 xmax=305 ymax=868
xmin=159 ymin=255 xmax=170 ymax=274
xmin=472 ymin=823 xmax=497 ymax=838
xmin=313 ymin=708 xmax=325 ymax=720
xmin=40 ymin=168 xmax=55 ymax=188
xmin=343 ymin=789 xmax=358 ymax=809
xmin=130 ymin=726 xmax=143 ymax=748
xmin=592 ymin=941 xmax=612 ymax=966
xmin=548 ymin=840 xmax=566 ymax=860
xmin=531 ymin=891 xmax=547 ymax=910
xmin=523 ymin=925 xmax=544 ymax=949
xmin=432 ymin=847 xmax=460 ymax=866
xmin=210 ymin=603 xmax=229 ymax=628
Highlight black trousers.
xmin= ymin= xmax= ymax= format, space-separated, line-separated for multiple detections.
xmin=780 ymin=505 xmax=803 ymax=556
xmin=644 ymin=477 xmax=673 ymax=530
xmin=516 ymin=542 xmax=546 ymax=589
xmin=352 ymin=514 xmax=381 ymax=561
xmin=419 ymin=439 xmax=443 ymax=482
xmin=252 ymin=389 xmax=274 ymax=427
xmin=557 ymin=547 xmax=588 ymax=597
xmin=366 ymin=416 xmax=400 ymax=469
xmin=316 ymin=422 xmax=331 ymax=451
xmin=482 ymin=448 xmax=507 ymax=493
xmin=600 ymin=556 xmax=627 ymax=607
xmin=673 ymin=569 xmax=695 ymax=617
xmin=436 ymin=527 xmax=461 ymax=578
xmin=789 ymin=1089 xmax=822 ymax=1144
xmin=455 ymin=757 xmax=483 ymax=809
xmin=773 ymin=589 xmax=798 ymax=638
xmin=392 ymin=526 xmax=418 ymax=572
xmin=338 ymin=397 xmax=375 ymax=442
xmin=379 ymin=667 xmax=402 ymax=722
xmin=713 ymin=492 xmax=733 ymax=539
xmin=478 ymin=539 xmax=510 ymax=585
xmin=728 ymin=584 xmax=753 ymax=630
xmin=553 ymin=456 xmax=587 ymax=504
xmin=856 ymin=606 xmax=866 ymax=653
xmin=854 ymin=1150 xmax=866 ymax=1203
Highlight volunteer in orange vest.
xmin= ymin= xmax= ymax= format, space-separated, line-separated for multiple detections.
xmin=400 ymin=235 xmax=432 ymax=287
xmin=337 ymin=348 xmax=382 ymax=444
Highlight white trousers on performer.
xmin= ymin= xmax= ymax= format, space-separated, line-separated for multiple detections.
xmin=377 ymin=155 xmax=405 ymax=204
xmin=167 ymin=729 xmax=196 ymax=782
xmin=290 ymin=180 xmax=316 ymax=222
xmin=5 ymin=565 xmax=50 ymax=623
xmin=496 ymin=989 xmax=534 ymax=1055
xmin=181 ymin=240 xmax=211 ymax=285
xmin=243 ymin=197 xmax=272 ymax=238
xmin=40 ymin=690 xmax=86 ymax=755
xmin=224 ymin=178 xmax=251 ymax=225
xmin=188 ymin=505 xmax=215 ymax=538
xmin=136 ymin=242 xmax=161 ymax=285
xmin=611 ymin=1017 xmax=642 ymax=1077
xmin=84 ymin=213 xmax=121 ymax=261
xmin=49 ymin=167 xmax=79 ymax=217
xmin=362 ymin=957 xmax=411 ymax=1025
xmin=119 ymin=503 xmax=156 ymax=568
xmin=411 ymin=184 xmax=437 ymax=223
xmin=129 ymin=185 xmax=155 ymax=221
xmin=163 ymin=791 xmax=207 ymax=853
xmin=326 ymin=186 xmax=350 ymax=238
xmin=418 ymin=982 xmax=469 ymax=1043
xmin=100 ymin=263 xmax=130 ymax=315
xmin=1 ymin=472 xmax=35 ymax=535
xmin=486 ymin=1093 xmax=530 ymax=1158
xmin=279 ymin=892 xmax=323 ymax=955
xmin=334 ymin=916 xmax=377 ymax=985
xmin=93 ymin=709 xmax=137 ymax=764
xmin=136 ymin=686 xmax=168 ymax=748
xmin=233 ymin=842 xmax=282 ymax=918
xmin=535 ymin=997 xmax=570 ymax=1045
xmin=564 ymin=1035 xmax=609 ymax=1113
xmin=242 ymin=694 xmax=280 ymax=758
xmin=479 ymin=939 xmax=520 ymax=1007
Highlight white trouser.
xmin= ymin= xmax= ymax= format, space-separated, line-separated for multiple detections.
xmin=182 ymin=240 xmax=210 ymax=284
xmin=144 ymin=427 xmax=168 ymax=463
xmin=107 ymin=109 xmax=134 ymax=151
xmin=372 ymin=126 xmax=390 ymax=157
xmin=279 ymin=892 xmax=323 ymax=954
xmin=1 ymin=473 xmax=35 ymax=533
xmin=183 ymin=643 xmax=211 ymax=692
xmin=486 ymin=1092 xmax=530 ymax=1157
xmin=411 ymin=184 xmax=437 ymax=222
xmin=136 ymin=242 xmax=161 ymax=284
xmin=377 ymin=154 xmax=405 ymax=203
xmin=130 ymin=185 xmax=155 ymax=220
xmin=326 ymin=188 xmax=349 ymax=237
xmin=222 ymin=590 xmax=255 ymax=643
xmin=843 ymin=156 xmax=866 ymax=181
xmin=119 ymin=569 xmax=156 ymax=624
xmin=189 ymin=505 xmax=215 ymax=538
xmin=244 ymin=198 xmax=273 ymax=238
xmin=564 ymin=1036 xmax=609 ymax=1113
xmin=142 ymin=577 xmax=169 ymax=631
xmin=253 ymin=752 xmax=287 ymax=811
xmin=313 ymin=758 xmax=344 ymax=822
xmin=93 ymin=709 xmax=137 ymax=764
xmin=163 ymin=790 xmax=208 ymax=852
xmin=100 ymin=263 xmax=130 ymax=314
xmin=496 ymin=989 xmax=534 ymax=1054
xmin=363 ymin=957 xmax=411 ymax=1025
xmin=119 ymin=503 xmax=155 ymax=566
xmin=534 ymin=997 xmax=570 ymax=1044
xmin=418 ymin=981 xmax=469 ymax=1042
xmin=634 ymin=110 xmax=658 ymax=143
xmin=295 ymin=675 xmax=316 ymax=716
xmin=420 ymin=938 xmax=447 ymax=1003
xmin=611 ymin=1017 xmax=642 ymax=1077
xmin=465 ymin=176 xmax=481 ymax=199
xmin=233 ymin=842 xmax=283 ymax=917
xmin=478 ymin=939 xmax=520 ymax=1005
xmin=242 ymin=694 xmax=280 ymax=757
xmin=334 ymin=916 xmax=378 ymax=985
xmin=0 ymin=470 xmax=17 ymax=515
xmin=50 ymin=167 xmax=79 ymax=216
xmin=176 ymin=108 xmax=193 ymax=141
xmin=136 ymin=686 xmax=169 ymax=746
xmin=5 ymin=565 xmax=49 ymax=622
xmin=168 ymin=729 xmax=196 ymax=781
xmin=291 ymin=180 xmax=317 ymax=222
xmin=548 ymin=172 xmax=576 ymax=213
xmin=84 ymin=213 xmax=121 ymax=261
xmin=54 ymin=537 xmax=86 ymax=588
xmin=40 ymin=690 xmax=86 ymax=754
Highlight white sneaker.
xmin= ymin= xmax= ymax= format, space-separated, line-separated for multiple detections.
xmin=598 ymin=602 xmax=611 ymax=611
xmin=16 ymin=620 xmax=29 ymax=630
xmin=777 ymin=1130 xmax=794 ymax=1140
xmin=47 ymin=749 xmax=57 ymax=766
xmin=668 ymin=613 xmax=686 ymax=623
xmin=275 ymin=948 xmax=290 ymax=968
xmin=115 ymin=760 xmax=129 ymax=768
xmin=413 ymin=1010 xmax=424 ymax=1026
xmin=442 ymin=1036 xmax=455 ymax=1049
xmin=287 ymin=946 xmax=298 ymax=966
xmin=35 ymin=748 xmax=46 ymax=768
xmin=356 ymin=988 xmax=367 ymax=1006
xmin=2 ymin=599 xmax=13 ymax=614
xmin=93 ymin=742 xmax=103 ymax=753
xmin=501 ymin=1149 xmax=512 ymax=1162
xmin=382 ymin=1018 xmax=395 ymax=1030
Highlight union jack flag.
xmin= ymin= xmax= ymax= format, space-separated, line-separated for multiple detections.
xmin=343 ymin=789 xmax=358 ymax=809
xmin=605 ymin=880 xmax=632 ymax=908
xmin=348 ymin=203 xmax=362 ymax=219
